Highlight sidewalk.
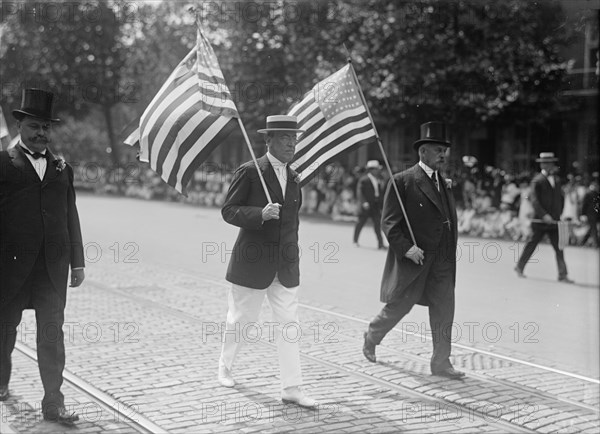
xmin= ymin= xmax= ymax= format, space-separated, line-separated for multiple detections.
xmin=2 ymin=258 xmax=599 ymax=433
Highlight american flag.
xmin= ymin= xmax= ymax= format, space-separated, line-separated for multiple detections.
xmin=289 ymin=64 xmax=377 ymax=186
xmin=127 ymin=27 xmax=239 ymax=194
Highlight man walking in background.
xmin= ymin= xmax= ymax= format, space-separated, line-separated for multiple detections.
xmin=353 ymin=160 xmax=385 ymax=249
xmin=515 ymin=152 xmax=574 ymax=282
xmin=362 ymin=121 xmax=465 ymax=380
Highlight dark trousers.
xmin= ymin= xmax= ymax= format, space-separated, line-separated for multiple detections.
xmin=517 ymin=222 xmax=568 ymax=278
xmin=581 ymin=218 xmax=598 ymax=247
xmin=0 ymin=250 xmax=66 ymax=412
xmin=367 ymin=228 xmax=456 ymax=372
xmin=353 ymin=204 xmax=384 ymax=247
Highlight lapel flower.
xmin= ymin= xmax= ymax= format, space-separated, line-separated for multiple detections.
xmin=444 ymin=178 xmax=453 ymax=190
xmin=290 ymin=170 xmax=301 ymax=184
xmin=54 ymin=158 xmax=66 ymax=173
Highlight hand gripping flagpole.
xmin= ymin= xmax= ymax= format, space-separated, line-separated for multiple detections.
xmin=195 ymin=11 xmax=272 ymax=204
xmin=344 ymin=45 xmax=417 ymax=246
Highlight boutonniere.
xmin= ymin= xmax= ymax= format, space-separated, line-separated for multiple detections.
xmin=290 ymin=171 xmax=301 ymax=184
xmin=444 ymin=178 xmax=453 ymax=189
xmin=53 ymin=158 xmax=66 ymax=173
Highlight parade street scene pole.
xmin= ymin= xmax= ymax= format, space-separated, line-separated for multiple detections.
xmin=1 ymin=1 xmax=598 ymax=433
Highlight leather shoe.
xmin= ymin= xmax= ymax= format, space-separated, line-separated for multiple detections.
xmin=559 ymin=276 xmax=574 ymax=283
xmin=0 ymin=385 xmax=9 ymax=401
xmin=514 ymin=266 xmax=525 ymax=278
xmin=281 ymin=387 xmax=318 ymax=409
xmin=218 ymin=365 xmax=235 ymax=388
xmin=362 ymin=332 xmax=376 ymax=363
xmin=43 ymin=407 xmax=79 ymax=423
xmin=432 ymin=367 xmax=466 ymax=380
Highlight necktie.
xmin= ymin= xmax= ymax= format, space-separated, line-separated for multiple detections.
xmin=20 ymin=145 xmax=47 ymax=160
xmin=431 ymin=171 xmax=439 ymax=191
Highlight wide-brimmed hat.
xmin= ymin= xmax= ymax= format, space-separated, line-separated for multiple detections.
xmin=12 ymin=88 xmax=60 ymax=122
xmin=412 ymin=121 xmax=451 ymax=151
xmin=535 ymin=152 xmax=558 ymax=163
xmin=462 ymin=155 xmax=478 ymax=167
xmin=366 ymin=160 xmax=382 ymax=170
xmin=257 ymin=115 xmax=304 ymax=134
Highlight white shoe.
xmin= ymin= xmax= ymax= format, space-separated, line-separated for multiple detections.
xmin=281 ymin=386 xmax=318 ymax=409
xmin=218 ymin=366 xmax=235 ymax=388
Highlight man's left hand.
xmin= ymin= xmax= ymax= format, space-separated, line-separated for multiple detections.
xmin=70 ymin=269 xmax=85 ymax=287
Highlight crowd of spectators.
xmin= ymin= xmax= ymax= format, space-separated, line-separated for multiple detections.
xmin=73 ymin=159 xmax=599 ymax=248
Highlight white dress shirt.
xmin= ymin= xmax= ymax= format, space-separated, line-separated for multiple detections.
xmin=367 ymin=172 xmax=380 ymax=198
xmin=20 ymin=141 xmax=47 ymax=180
xmin=419 ymin=161 xmax=439 ymax=191
xmin=267 ymin=152 xmax=288 ymax=199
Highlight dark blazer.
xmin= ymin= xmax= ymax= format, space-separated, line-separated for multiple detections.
xmin=379 ymin=164 xmax=457 ymax=304
xmin=356 ymin=174 xmax=381 ymax=205
xmin=0 ymin=146 xmax=85 ymax=308
xmin=530 ymin=172 xmax=564 ymax=221
xmin=222 ymin=154 xmax=302 ymax=289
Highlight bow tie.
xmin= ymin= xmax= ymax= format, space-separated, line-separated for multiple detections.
xmin=20 ymin=145 xmax=47 ymax=160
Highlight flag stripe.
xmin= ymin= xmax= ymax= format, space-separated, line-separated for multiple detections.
xmin=294 ymin=108 xmax=372 ymax=161
xmin=178 ymin=118 xmax=238 ymax=191
xmin=288 ymin=64 xmax=376 ymax=185
xmin=134 ymin=27 xmax=239 ymax=195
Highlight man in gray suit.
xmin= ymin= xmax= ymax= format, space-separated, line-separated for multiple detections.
xmin=362 ymin=121 xmax=465 ymax=380
xmin=515 ymin=152 xmax=573 ymax=282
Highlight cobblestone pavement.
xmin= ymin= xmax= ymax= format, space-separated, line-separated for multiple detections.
xmin=2 ymin=258 xmax=599 ymax=433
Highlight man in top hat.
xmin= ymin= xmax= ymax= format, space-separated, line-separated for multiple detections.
xmin=362 ymin=121 xmax=465 ymax=380
xmin=0 ymin=89 xmax=85 ymax=423
xmin=217 ymin=115 xmax=317 ymax=408
xmin=353 ymin=159 xmax=386 ymax=249
xmin=515 ymin=152 xmax=573 ymax=282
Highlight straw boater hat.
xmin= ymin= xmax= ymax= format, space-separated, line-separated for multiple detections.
xmin=366 ymin=160 xmax=382 ymax=170
xmin=535 ymin=152 xmax=558 ymax=163
xmin=12 ymin=88 xmax=60 ymax=122
xmin=412 ymin=121 xmax=451 ymax=151
xmin=257 ymin=115 xmax=305 ymax=134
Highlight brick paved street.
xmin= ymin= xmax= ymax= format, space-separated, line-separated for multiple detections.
xmin=2 ymin=256 xmax=599 ymax=433
xmin=2 ymin=196 xmax=598 ymax=433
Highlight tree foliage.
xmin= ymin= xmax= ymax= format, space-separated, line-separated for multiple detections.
xmin=1 ymin=0 xmax=577 ymax=165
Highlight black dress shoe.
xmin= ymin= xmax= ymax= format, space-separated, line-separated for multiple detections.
xmin=558 ymin=276 xmax=574 ymax=283
xmin=432 ymin=367 xmax=466 ymax=379
xmin=0 ymin=385 xmax=9 ymax=401
xmin=43 ymin=407 xmax=79 ymax=424
xmin=362 ymin=332 xmax=376 ymax=363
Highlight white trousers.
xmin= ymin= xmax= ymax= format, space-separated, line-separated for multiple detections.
xmin=219 ymin=276 xmax=303 ymax=389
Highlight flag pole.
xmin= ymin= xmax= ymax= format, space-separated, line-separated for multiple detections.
xmin=343 ymin=45 xmax=417 ymax=246
xmin=194 ymin=10 xmax=272 ymax=204
xmin=238 ymin=117 xmax=273 ymax=204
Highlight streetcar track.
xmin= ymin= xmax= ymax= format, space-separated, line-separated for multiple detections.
xmin=12 ymin=342 xmax=167 ymax=434
xmin=187 ymin=271 xmax=600 ymax=386
xmin=98 ymin=282 xmax=536 ymax=434
xmin=87 ymin=264 xmax=600 ymax=419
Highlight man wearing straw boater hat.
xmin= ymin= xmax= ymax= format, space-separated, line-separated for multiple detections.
xmin=514 ymin=152 xmax=573 ymax=283
xmin=0 ymin=89 xmax=85 ymax=423
xmin=217 ymin=115 xmax=318 ymax=408
xmin=362 ymin=121 xmax=465 ymax=380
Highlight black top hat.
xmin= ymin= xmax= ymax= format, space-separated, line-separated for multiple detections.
xmin=412 ymin=121 xmax=451 ymax=151
xmin=257 ymin=115 xmax=305 ymax=134
xmin=12 ymin=88 xmax=60 ymax=122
